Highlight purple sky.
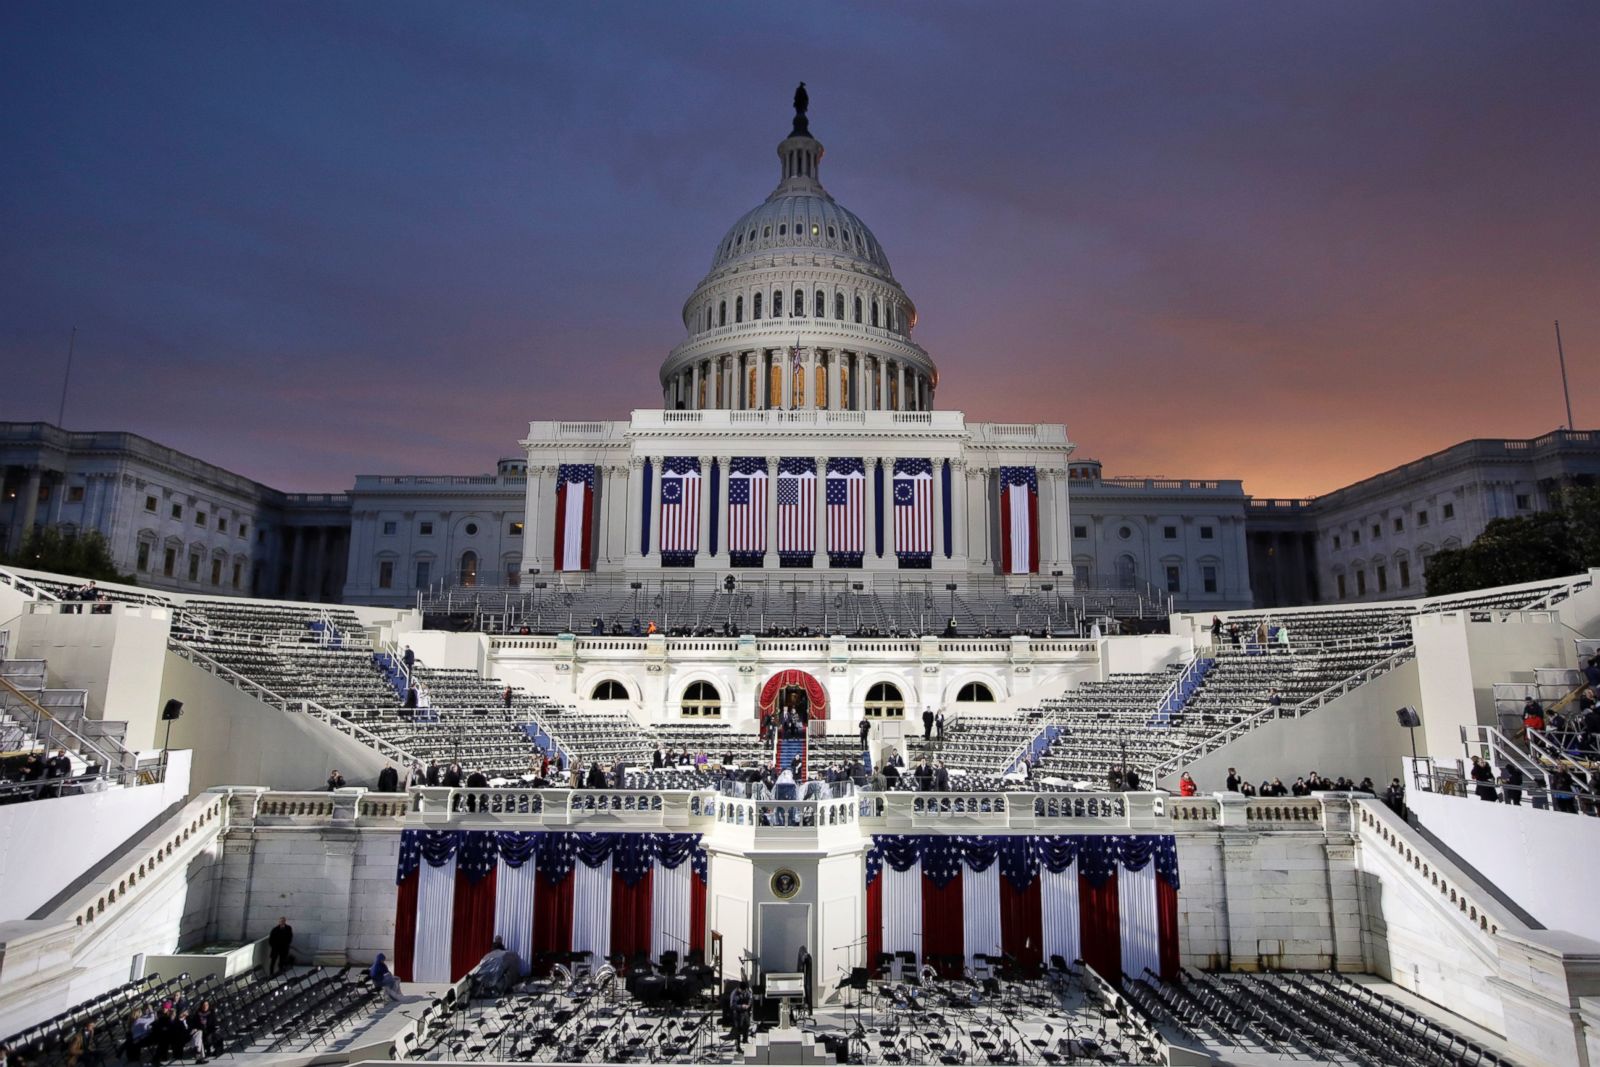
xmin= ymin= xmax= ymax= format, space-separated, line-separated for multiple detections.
xmin=2 ymin=2 xmax=1595 ymax=498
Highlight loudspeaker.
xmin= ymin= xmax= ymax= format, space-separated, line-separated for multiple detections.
xmin=1394 ymin=706 xmax=1421 ymax=728
xmin=162 ymin=699 xmax=185 ymax=722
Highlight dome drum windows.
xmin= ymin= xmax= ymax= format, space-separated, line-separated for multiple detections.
xmin=736 ymin=296 xmax=744 ymax=323
xmin=773 ymin=291 xmax=783 ymax=317
xmin=794 ymin=288 xmax=805 ymax=316
xmin=815 ymin=290 xmax=825 ymax=318
xmin=754 ymin=292 xmax=763 ymax=319
xmin=835 ymin=293 xmax=846 ymax=320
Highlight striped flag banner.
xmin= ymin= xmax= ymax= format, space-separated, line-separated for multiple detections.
xmin=826 ymin=458 xmax=866 ymax=567
xmin=777 ymin=458 xmax=816 ymax=564
xmin=554 ymin=464 xmax=596 ymax=572
xmin=659 ymin=457 xmax=702 ymax=565
xmin=726 ymin=457 xmax=767 ymax=566
xmin=999 ymin=466 xmax=1039 ymax=575
xmin=893 ymin=458 xmax=934 ymax=565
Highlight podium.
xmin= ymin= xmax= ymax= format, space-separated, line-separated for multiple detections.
xmin=764 ymin=971 xmax=806 ymax=1029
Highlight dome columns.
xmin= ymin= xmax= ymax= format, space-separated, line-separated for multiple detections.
xmin=662 ymin=346 xmax=934 ymax=413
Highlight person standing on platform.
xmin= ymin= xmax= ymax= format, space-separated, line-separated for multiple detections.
xmin=922 ymin=705 xmax=934 ymax=741
xmin=267 ymin=917 xmax=294 ymax=975
xmin=858 ymin=716 xmax=870 ymax=750
xmin=934 ymin=710 xmax=945 ymax=742
xmin=402 ymin=646 xmax=414 ymax=673
xmin=377 ymin=764 xmax=399 ymax=793
xmin=728 ymin=981 xmax=753 ymax=1044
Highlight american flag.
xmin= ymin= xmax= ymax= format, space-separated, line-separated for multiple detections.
xmin=826 ymin=458 xmax=865 ymax=562
xmin=659 ymin=457 xmax=702 ymax=559
xmin=777 ymin=458 xmax=816 ymax=559
xmin=727 ymin=457 xmax=767 ymax=559
xmin=397 ymin=829 xmax=422 ymax=884
xmin=691 ymin=846 xmax=708 ymax=881
xmin=865 ymin=843 xmax=883 ymax=886
xmin=921 ymin=836 xmax=963 ymax=888
xmin=892 ymin=458 xmax=934 ymax=558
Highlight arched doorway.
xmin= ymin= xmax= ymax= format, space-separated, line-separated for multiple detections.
xmin=758 ymin=669 xmax=828 ymax=733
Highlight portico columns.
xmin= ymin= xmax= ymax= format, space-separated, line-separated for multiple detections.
xmin=897 ymin=364 xmax=907 ymax=412
xmin=765 ymin=458 xmax=780 ymax=569
xmin=692 ymin=362 xmax=702 ymax=410
xmin=697 ymin=456 xmax=712 ymax=559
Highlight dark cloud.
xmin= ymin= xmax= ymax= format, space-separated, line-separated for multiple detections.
xmin=1 ymin=1 xmax=1595 ymax=497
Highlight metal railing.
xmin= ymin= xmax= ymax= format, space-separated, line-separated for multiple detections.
xmin=0 ymin=673 xmax=144 ymax=785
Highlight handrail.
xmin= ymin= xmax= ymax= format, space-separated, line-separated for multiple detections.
xmin=1150 ymin=644 xmax=1418 ymax=781
xmin=0 ymin=568 xmax=62 ymax=602
xmin=0 ymin=673 xmax=138 ymax=782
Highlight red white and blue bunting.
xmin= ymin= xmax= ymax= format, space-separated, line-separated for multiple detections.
xmin=998 ymin=466 xmax=1039 ymax=575
xmin=727 ymin=457 xmax=768 ymax=566
xmin=777 ymin=458 xmax=817 ymax=565
xmin=865 ymin=834 xmax=1179 ymax=981
xmin=659 ymin=457 xmax=702 ymax=565
xmin=394 ymin=831 xmax=708 ymax=983
xmin=892 ymin=458 xmax=934 ymax=567
xmin=554 ymin=464 xmax=596 ymax=572
xmin=826 ymin=458 xmax=866 ymax=567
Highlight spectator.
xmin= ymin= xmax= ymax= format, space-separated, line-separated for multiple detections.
xmin=1267 ymin=689 xmax=1283 ymax=715
xmin=1469 ymin=756 xmax=1499 ymax=802
xmin=370 ymin=953 xmax=403 ymax=1001
xmin=922 ymin=706 xmax=935 ymax=741
xmin=1225 ymin=768 xmax=1241 ymax=792
xmin=1500 ymin=762 xmax=1523 ymax=806
xmin=442 ymin=763 xmax=462 ymax=788
xmin=326 ymin=769 xmax=346 ymax=791
xmin=189 ymin=1002 xmax=216 ymax=1063
xmin=45 ymin=748 xmax=72 ymax=779
xmin=1291 ymin=777 xmax=1309 ymax=797
xmin=1123 ymin=768 xmax=1141 ymax=791
xmin=1552 ymin=769 xmax=1579 ymax=814
xmin=1357 ymin=777 xmax=1375 ymax=794
xmin=1228 ymin=622 xmax=1241 ymax=648
xmin=150 ymin=1002 xmax=186 ymax=1064
xmin=1383 ymin=777 xmax=1406 ymax=816
xmin=402 ymin=645 xmax=414 ymax=673
xmin=120 ymin=1006 xmax=156 ymax=1062
xmin=585 ymin=762 xmax=606 ymax=789
xmin=933 ymin=761 xmax=950 ymax=791
xmin=65 ymin=1022 xmax=102 ymax=1067
xmin=503 ymin=686 xmax=513 ymax=709
xmin=858 ymin=717 xmax=870 ymax=750
xmin=268 ymin=916 xmax=294 ymax=975
xmin=935 ymin=709 xmax=945 ymax=742
xmin=1178 ymin=772 xmax=1198 ymax=797
xmin=425 ymin=761 xmax=441 ymax=787
xmin=377 ymin=763 xmax=400 ymax=793
xmin=1240 ymin=781 xmax=1258 ymax=797
xmin=1210 ymin=616 xmax=1222 ymax=645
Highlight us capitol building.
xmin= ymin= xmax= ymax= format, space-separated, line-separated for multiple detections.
xmin=4 ymin=88 xmax=1594 ymax=612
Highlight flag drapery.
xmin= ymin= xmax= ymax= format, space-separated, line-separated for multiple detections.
xmin=864 ymin=834 xmax=1178 ymax=980
xmin=777 ymin=458 xmax=816 ymax=565
xmin=874 ymin=460 xmax=885 ymax=559
xmin=941 ymin=459 xmax=954 ymax=559
xmin=659 ymin=457 xmax=702 ymax=565
xmin=727 ymin=457 xmax=768 ymax=566
xmin=826 ymin=458 xmax=866 ymax=567
xmin=393 ymin=831 xmax=708 ymax=983
xmin=554 ymin=464 xmax=597 ymax=572
xmin=639 ymin=459 xmax=652 ymax=557
xmin=708 ymin=459 xmax=720 ymax=559
xmin=893 ymin=458 xmax=934 ymax=566
xmin=999 ymin=466 xmax=1039 ymax=575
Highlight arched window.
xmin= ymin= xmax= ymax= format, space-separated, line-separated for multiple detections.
xmin=1115 ymin=554 xmax=1137 ymax=590
xmin=792 ymin=361 xmax=806 ymax=407
xmin=735 ymin=296 xmax=743 ymax=323
xmin=871 ymin=299 xmax=880 ymax=327
xmin=705 ymin=307 xmax=712 ymax=331
xmin=835 ymin=293 xmax=845 ymax=320
xmin=864 ymin=682 xmax=905 ymax=718
xmin=719 ymin=301 xmax=727 ymax=327
xmin=773 ymin=290 xmax=783 ymax=318
xmin=591 ymin=680 xmax=628 ymax=700
xmin=854 ymin=296 xmax=863 ymax=323
xmin=459 ymin=550 xmax=479 ymax=587
xmin=957 ymin=682 xmax=995 ymax=702
xmin=794 ymin=288 xmax=805 ymax=316
xmin=753 ymin=292 xmax=763 ymax=319
xmin=682 ymin=681 xmax=722 ymax=717
xmin=815 ymin=290 xmax=825 ymax=318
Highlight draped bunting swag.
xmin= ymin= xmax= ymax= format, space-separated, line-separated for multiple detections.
xmin=394 ymin=831 xmax=706 ymax=982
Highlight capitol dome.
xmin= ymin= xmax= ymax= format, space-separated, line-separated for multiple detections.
xmin=661 ymin=86 xmax=936 ymax=414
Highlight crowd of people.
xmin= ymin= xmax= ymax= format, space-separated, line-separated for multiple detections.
xmin=1161 ymin=766 xmax=1405 ymax=813
xmin=1 ymin=747 xmax=91 ymax=804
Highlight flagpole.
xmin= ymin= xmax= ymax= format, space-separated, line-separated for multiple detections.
xmin=1555 ymin=320 xmax=1574 ymax=430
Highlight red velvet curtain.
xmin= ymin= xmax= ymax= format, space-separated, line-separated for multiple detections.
xmin=866 ymin=875 xmax=883 ymax=975
xmin=610 ymin=869 xmax=654 ymax=964
xmin=450 ymin=867 xmax=499 ymax=981
xmin=533 ymin=870 xmax=575 ymax=973
xmin=999 ymin=875 xmax=1043 ymax=978
xmin=392 ymin=869 xmax=419 ymax=981
xmin=1078 ymin=872 xmax=1121 ymax=978
xmin=690 ymin=871 xmax=707 ymax=957
xmin=1157 ymin=879 xmax=1180 ymax=979
xmin=921 ymin=873 xmax=965 ymax=978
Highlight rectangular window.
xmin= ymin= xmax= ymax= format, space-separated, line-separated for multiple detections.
xmin=1377 ymin=564 xmax=1388 ymax=592
xmin=1202 ymin=565 xmax=1218 ymax=594
xmin=1336 ymin=573 xmax=1347 ymax=599
xmin=1356 ymin=569 xmax=1367 ymax=595
xmin=145 ymin=496 xmax=158 ymax=512
xmin=1393 ymin=517 xmax=1403 ymax=532
xmin=188 ymin=553 xmax=201 ymax=581
xmin=164 ymin=548 xmax=176 ymax=577
xmin=1165 ymin=565 xmax=1181 ymax=592
xmin=415 ymin=560 xmax=432 ymax=589
xmin=218 ymin=518 xmax=227 ymax=533
xmin=1399 ymin=559 xmax=1411 ymax=588
xmin=1352 ymin=529 xmax=1360 ymax=545
xmin=1199 ymin=526 xmax=1214 ymax=540
xmin=232 ymin=562 xmax=242 ymax=589
xmin=1332 ymin=534 xmax=1341 ymax=550
xmin=195 ymin=512 xmax=207 ymax=527
xmin=67 ymin=485 xmax=85 ymax=503
xmin=210 ymin=558 xmax=222 ymax=585
xmin=509 ymin=521 xmax=525 ymax=536
xmin=137 ymin=542 xmax=150 ymax=571
xmin=1516 ymin=493 xmax=1531 ymax=509
xmin=1073 ymin=563 xmax=1089 ymax=587
xmin=1371 ymin=523 xmax=1381 ymax=539
xmin=419 ymin=522 xmax=434 ymax=536
xmin=1073 ymin=525 xmax=1088 ymax=539
xmin=1443 ymin=503 xmax=1455 ymax=519
xmin=171 ymin=504 xmax=183 ymax=519
xmin=1163 ymin=526 xmax=1177 ymax=540
xmin=378 ymin=561 xmax=395 ymax=589
xmin=382 ymin=521 xmax=398 ymax=536
xmin=1417 ymin=510 xmax=1429 ymax=526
